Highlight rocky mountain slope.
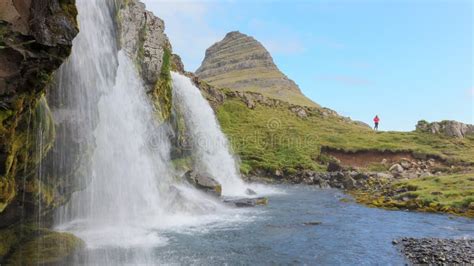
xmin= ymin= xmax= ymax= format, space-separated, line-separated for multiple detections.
xmin=196 ymin=31 xmax=317 ymax=107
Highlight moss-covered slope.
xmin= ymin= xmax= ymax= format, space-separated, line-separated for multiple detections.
xmin=216 ymin=96 xmax=474 ymax=175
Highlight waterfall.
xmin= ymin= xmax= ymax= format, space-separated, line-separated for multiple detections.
xmin=52 ymin=0 xmax=224 ymax=259
xmin=47 ymin=0 xmax=266 ymax=264
xmin=58 ymin=51 xmax=173 ymax=245
xmin=171 ymin=73 xmax=248 ymax=196
xmin=52 ymin=0 xmax=175 ymax=250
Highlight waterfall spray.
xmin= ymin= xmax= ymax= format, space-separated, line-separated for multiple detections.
xmin=171 ymin=72 xmax=248 ymax=196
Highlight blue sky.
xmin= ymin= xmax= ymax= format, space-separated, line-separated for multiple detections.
xmin=143 ymin=0 xmax=473 ymax=131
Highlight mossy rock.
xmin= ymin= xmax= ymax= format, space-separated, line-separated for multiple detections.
xmin=7 ymin=230 xmax=84 ymax=265
xmin=172 ymin=156 xmax=193 ymax=173
xmin=0 ymin=178 xmax=16 ymax=213
xmin=0 ymin=225 xmax=18 ymax=259
xmin=151 ymin=48 xmax=173 ymax=121
xmin=1 ymin=95 xmax=56 ymax=214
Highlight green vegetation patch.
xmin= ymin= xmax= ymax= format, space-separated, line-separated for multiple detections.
xmin=352 ymin=174 xmax=474 ymax=218
xmin=1 ymin=95 xmax=56 ymax=213
xmin=151 ymin=48 xmax=173 ymax=121
xmin=216 ymin=99 xmax=474 ymax=175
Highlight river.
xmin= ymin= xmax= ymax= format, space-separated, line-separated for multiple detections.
xmin=70 ymin=185 xmax=473 ymax=265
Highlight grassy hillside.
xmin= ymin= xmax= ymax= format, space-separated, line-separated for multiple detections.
xmin=351 ymin=174 xmax=474 ymax=217
xmin=216 ymin=99 xmax=474 ymax=175
xmin=203 ymin=68 xmax=318 ymax=107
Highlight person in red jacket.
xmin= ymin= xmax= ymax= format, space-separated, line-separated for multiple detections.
xmin=373 ymin=115 xmax=380 ymax=130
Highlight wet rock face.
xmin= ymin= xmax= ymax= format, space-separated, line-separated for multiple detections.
xmin=195 ymin=31 xmax=316 ymax=107
xmin=0 ymin=0 xmax=78 ymax=219
xmin=117 ymin=0 xmax=170 ymax=89
xmin=0 ymin=0 xmax=78 ymax=106
xmin=416 ymin=120 xmax=474 ymax=138
xmin=395 ymin=238 xmax=474 ymax=264
xmin=116 ymin=0 xmax=173 ymax=122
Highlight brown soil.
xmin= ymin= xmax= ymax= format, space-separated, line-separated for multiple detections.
xmin=321 ymin=147 xmax=441 ymax=168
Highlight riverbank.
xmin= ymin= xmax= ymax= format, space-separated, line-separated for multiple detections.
xmin=394 ymin=237 xmax=474 ymax=264
xmin=350 ymin=173 xmax=474 ymax=218
xmin=246 ymin=170 xmax=474 ymax=218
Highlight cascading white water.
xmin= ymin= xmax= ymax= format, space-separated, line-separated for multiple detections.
xmin=52 ymin=0 xmax=178 ymax=251
xmin=53 ymin=0 xmax=226 ymax=254
xmin=171 ymin=73 xmax=248 ymax=196
xmin=49 ymin=0 xmax=274 ymax=264
xmin=60 ymin=51 xmax=173 ymax=248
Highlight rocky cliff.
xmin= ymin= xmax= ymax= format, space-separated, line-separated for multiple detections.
xmin=196 ymin=31 xmax=317 ymax=107
xmin=416 ymin=120 xmax=474 ymax=139
xmin=0 ymin=0 xmax=81 ymax=263
xmin=0 ymin=0 xmax=78 ymax=223
xmin=116 ymin=0 xmax=173 ymax=121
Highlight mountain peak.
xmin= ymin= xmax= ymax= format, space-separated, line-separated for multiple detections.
xmin=224 ymin=31 xmax=245 ymax=39
xmin=196 ymin=31 xmax=317 ymax=107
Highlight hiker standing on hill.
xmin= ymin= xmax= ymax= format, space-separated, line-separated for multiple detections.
xmin=373 ymin=115 xmax=380 ymax=131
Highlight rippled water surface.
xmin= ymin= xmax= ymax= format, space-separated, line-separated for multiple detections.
xmin=77 ymin=185 xmax=472 ymax=265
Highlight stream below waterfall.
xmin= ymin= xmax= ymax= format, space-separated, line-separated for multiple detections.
xmin=61 ymin=185 xmax=473 ymax=265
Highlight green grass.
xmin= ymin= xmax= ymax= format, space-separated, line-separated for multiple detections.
xmin=353 ymin=174 xmax=474 ymax=217
xmin=393 ymin=174 xmax=474 ymax=209
xmin=216 ymin=99 xmax=474 ymax=174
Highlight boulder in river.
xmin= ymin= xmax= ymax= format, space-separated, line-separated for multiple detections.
xmin=223 ymin=197 xmax=269 ymax=208
xmin=303 ymin=221 xmax=322 ymax=226
xmin=246 ymin=188 xmax=257 ymax=195
xmin=184 ymin=170 xmax=222 ymax=197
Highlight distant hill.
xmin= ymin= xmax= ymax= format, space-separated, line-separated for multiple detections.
xmin=196 ymin=31 xmax=317 ymax=107
xmin=189 ymin=31 xmax=473 ymax=179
